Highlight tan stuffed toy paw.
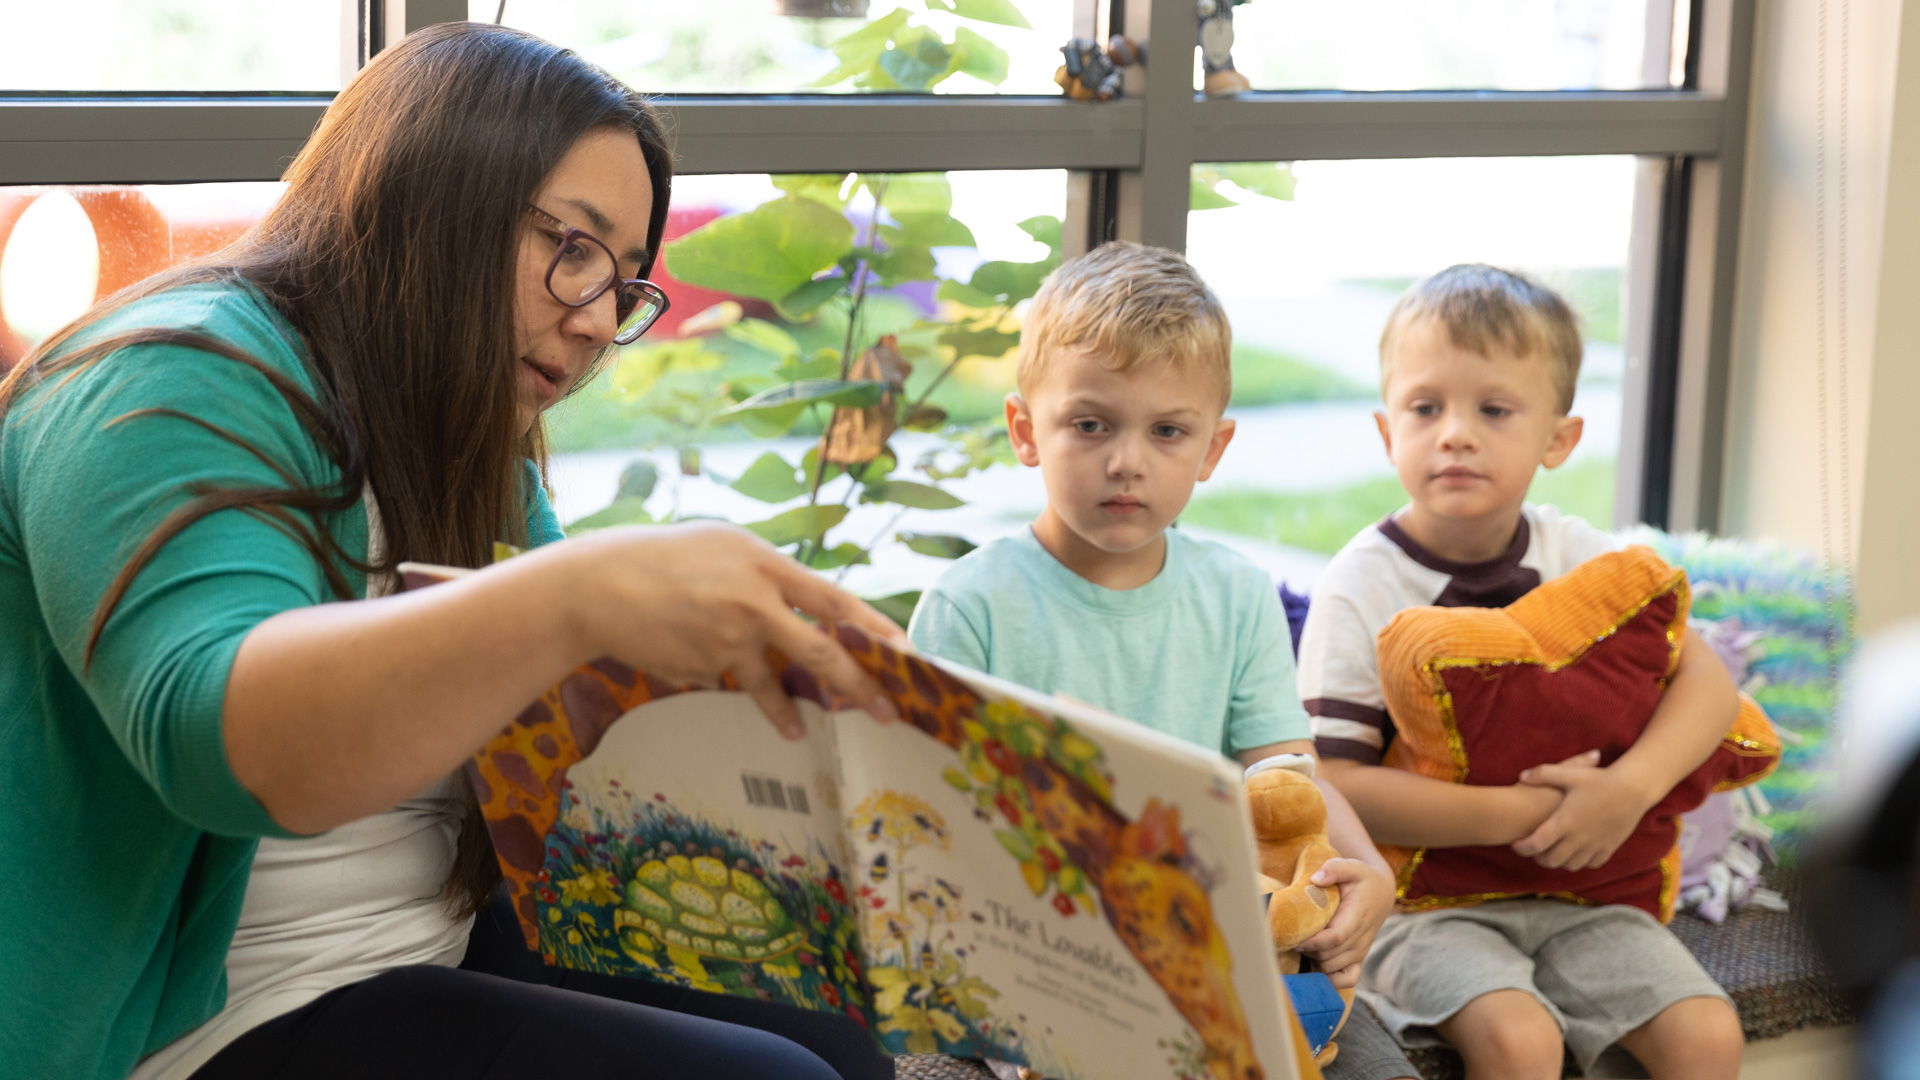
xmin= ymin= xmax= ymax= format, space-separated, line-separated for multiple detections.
xmin=1248 ymin=760 xmax=1354 ymax=1070
xmin=1246 ymin=763 xmax=1342 ymax=972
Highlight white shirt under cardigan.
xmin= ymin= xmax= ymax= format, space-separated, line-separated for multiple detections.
xmin=1296 ymin=503 xmax=1620 ymax=765
xmin=132 ymin=497 xmax=473 ymax=1080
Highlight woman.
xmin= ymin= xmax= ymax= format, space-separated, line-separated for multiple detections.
xmin=0 ymin=23 xmax=899 ymax=1080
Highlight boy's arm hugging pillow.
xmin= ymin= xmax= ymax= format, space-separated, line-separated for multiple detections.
xmin=1374 ymin=545 xmax=1780 ymax=922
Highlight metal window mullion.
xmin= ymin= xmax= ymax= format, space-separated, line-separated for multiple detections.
xmin=1113 ymin=0 xmax=1196 ymax=251
xmin=1189 ymin=92 xmax=1724 ymax=162
xmin=0 ymin=90 xmax=1733 ymax=187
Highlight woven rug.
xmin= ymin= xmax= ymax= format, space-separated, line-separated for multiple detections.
xmin=896 ymin=1055 xmax=996 ymax=1079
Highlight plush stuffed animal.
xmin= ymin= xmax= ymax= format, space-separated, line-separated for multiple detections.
xmin=1247 ymin=762 xmax=1341 ymax=962
xmin=1246 ymin=758 xmax=1351 ymax=1067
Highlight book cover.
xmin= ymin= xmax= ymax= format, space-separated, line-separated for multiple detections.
xmin=400 ymin=563 xmax=1304 ymax=1080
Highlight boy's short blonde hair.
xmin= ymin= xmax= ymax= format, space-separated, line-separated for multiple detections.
xmin=1379 ymin=264 xmax=1583 ymax=414
xmin=1015 ymin=241 xmax=1232 ymax=408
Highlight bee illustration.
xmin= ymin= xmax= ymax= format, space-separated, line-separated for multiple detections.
xmin=867 ymin=853 xmax=890 ymax=885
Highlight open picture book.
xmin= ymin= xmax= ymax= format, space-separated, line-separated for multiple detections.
xmin=401 ymin=561 xmax=1310 ymax=1080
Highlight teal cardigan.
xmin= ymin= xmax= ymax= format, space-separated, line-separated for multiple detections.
xmin=0 ymin=282 xmax=562 ymax=1079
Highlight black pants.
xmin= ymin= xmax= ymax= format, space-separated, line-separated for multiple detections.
xmin=191 ymin=895 xmax=894 ymax=1080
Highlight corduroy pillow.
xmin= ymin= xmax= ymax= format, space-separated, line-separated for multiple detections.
xmin=1374 ymin=546 xmax=1780 ymax=921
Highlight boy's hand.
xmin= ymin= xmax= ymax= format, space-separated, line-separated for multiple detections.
xmin=1297 ymin=857 xmax=1396 ymax=989
xmin=1512 ymin=751 xmax=1657 ymax=869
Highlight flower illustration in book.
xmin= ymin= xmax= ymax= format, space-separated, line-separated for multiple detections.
xmin=852 ymin=790 xmax=1024 ymax=1060
xmin=536 ymin=780 xmax=869 ymax=1024
xmin=1159 ymin=1030 xmax=1214 ymax=1080
xmin=928 ymin=692 xmax=1260 ymax=1080
xmin=942 ymin=699 xmax=1110 ymax=918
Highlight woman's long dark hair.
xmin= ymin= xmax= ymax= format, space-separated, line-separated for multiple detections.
xmin=0 ymin=22 xmax=673 ymax=916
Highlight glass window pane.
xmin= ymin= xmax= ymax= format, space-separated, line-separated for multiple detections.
xmin=1182 ymin=156 xmax=1635 ymax=583
xmin=1 ymin=3 xmax=342 ymax=92
xmin=546 ymin=169 xmax=1066 ymax=601
xmin=1217 ymin=0 xmax=1676 ymax=92
xmin=481 ymin=0 xmax=1073 ymax=95
xmin=0 ymin=183 xmax=285 ymax=369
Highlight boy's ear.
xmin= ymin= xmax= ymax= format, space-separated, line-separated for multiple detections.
xmin=1196 ymin=417 xmax=1237 ymax=483
xmin=1006 ymin=393 xmax=1042 ymax=467
xmin=1541 ymin=414 xmax=1584 ymax=469
xmin=1373 ymin=410 xmax=1394 ymax=461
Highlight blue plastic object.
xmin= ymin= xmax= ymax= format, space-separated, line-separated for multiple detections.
xmin=1283 ymin=972 xmax=1346 ymax=1058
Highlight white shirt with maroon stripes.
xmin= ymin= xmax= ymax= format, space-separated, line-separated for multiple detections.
xmin=1297 ymin=503 xmax=1620 ymax=764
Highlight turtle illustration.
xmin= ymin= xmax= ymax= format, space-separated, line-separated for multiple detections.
xmin=615 ymin=853 xmax=805 ymax=962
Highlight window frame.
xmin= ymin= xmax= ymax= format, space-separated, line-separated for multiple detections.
xmin=0 ymin=0 xmax=1754 ymax=531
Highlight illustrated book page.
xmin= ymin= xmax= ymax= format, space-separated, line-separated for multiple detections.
xmin=398 ymin=562 xmax=1302 ymax=1080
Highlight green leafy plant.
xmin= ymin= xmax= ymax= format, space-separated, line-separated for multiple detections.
xmin=811 ymin=0 xmax=1033 ymax=92
xmin=570 ymin=171 xmax=1046 ymax=606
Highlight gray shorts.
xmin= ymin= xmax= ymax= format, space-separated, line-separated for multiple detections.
xmin=1358 ymin=900 xmax=1731 ymax=1078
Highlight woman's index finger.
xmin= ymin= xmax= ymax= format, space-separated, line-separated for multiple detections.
xmin=759 ymin=602 xmax=900 ymax=726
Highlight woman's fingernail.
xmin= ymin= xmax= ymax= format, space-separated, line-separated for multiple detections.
xmin=871 ymin=696 xmax=900 ymax=723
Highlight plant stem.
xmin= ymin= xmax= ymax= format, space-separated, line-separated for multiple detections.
xmin=840 ymin=505 xmax=909 ymax=584
xmin=837 ymin=178 xmax=889 ymax=381
xmin=905 ymin=355 xmax=966 ymax=415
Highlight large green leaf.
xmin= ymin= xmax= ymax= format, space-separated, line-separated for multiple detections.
xmin=898 ymin=532 xmax=977 ymax=559
xmin=731 ymin=452 xmax=808 ymax=503
xmin=665 ymin=196 xmax=854 ymax=302
xmin=804 ymin=542 xmax=871 ymax=569
xmin=800 ymin=445 xmax=848 ymax=488
xmin=950 ymin=25 xmax=1009 ymax=85
xmin=938 ymin=322 xmax=1019 ymax=361
xmin=721 ymin=379 xmax=884 ymax=414
xmin=776 ymin=350 xmax=842 ymax=382
xmin=811 ymin=9 xmax=912 ymax=86
xmin=863 ymin=480 xmax=964 ymax=509
xmin=936 ymin=278 xmax=1003 ymax=309
xmin=968 ymin=258 xmax=1053 ymax=305
xmin=877 ymin=28 xmax=956 ymax=90
xmin=772 ymin=173 xmax=853 ymax=208
xmin=866 ymin=173 xmax=953 ymax=215
xmin=869 ymin=243 xmax=937 ymax=287
xmin=777 ymin=274 xmax=851 ymax=321
xmin=948 ymin=0 xmax=1032 ymax=29
xmin=746 ymin=504 xmax=849 ymax=546
xmin=616 ymin=459 xmax=659 ymax=502
xmin=565 ymin=497 xmax=655 ymax=534
xmin=867 ymin=590 xmax=923 ymax=629
xmin=884 ymin=211 xmax=976 ymax=249
xmin=1017 ymin=214 xmax=1063 ymax=258
xmin=612 ymin=338 xmax=722 ymax=397
xmin=724 ymin=318 xmax=802 ymax=360
xmin=714 ymin=379 xmax=873 ymax=437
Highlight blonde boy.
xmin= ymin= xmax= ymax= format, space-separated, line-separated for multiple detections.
xmin=909 ymin=242 xmax=1416 ymax=1080
xmin=1301 ymin=264 xmax=1746 ymax=1079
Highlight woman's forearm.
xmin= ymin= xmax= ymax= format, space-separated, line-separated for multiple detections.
xmin=223 ymin=523 xmax=901 ymax=837
xmin=1320 ymin=759 xmax=1560 ymax=848
xmin=223 ymin=541 xmax=590 ymax=835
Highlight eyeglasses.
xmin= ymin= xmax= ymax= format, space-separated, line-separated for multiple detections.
xmin=526 ymin=204 xmax=670 ymax=345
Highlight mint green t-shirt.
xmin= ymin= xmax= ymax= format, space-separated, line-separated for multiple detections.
xmin=0 ymin=281 xmax=562 ymax=1080
xmin=908 ymin=526 xmax=1310 ymax=758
